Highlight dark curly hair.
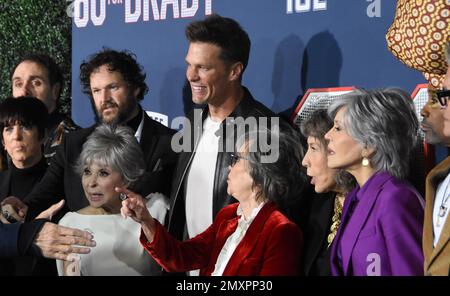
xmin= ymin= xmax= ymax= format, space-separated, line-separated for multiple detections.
xmin=186 ymin=14 xmax=251 ymax=76
xmin=79 ymin=49 xmax=149 ymax=101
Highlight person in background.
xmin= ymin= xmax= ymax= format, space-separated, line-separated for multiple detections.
xmin=0 ymin=96 xmax=53 ymax=275
xmin=11 ymin=53 xmax=79 ymax=164
xmin=325 ymin=88 xmax=424 ymax=276
xmin=2 ymin=49 xmax=176 ymax=221
xmin=423 ymin=42 xmax=450 ymax=275
xmin=119 ymin=128 xmax=306 ymax=276
xmin=300 ymin=109 xmax=356 ymax=276
xmin=420 ymin=86 xmax=450 ymax=147
xmin=57 ymin=124 xmax=168 ymax=276
xmin=0 ymin=200 xmax=95 ymax=260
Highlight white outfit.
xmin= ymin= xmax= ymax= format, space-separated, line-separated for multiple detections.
xmin=56 ymin=193 xmax=168 ymax=276
xmin=185 ymin=116 xmax=221 ymax=239
xmin=185 ymin=116 xmax=221 ymax=276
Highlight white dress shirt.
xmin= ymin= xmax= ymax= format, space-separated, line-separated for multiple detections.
xmin=433 ymin=172 xmax=450 ymax=247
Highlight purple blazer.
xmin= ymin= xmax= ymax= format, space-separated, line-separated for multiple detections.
xmin=330 ymin=171 xmax=424 ymax=276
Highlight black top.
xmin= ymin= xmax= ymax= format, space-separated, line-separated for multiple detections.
xmin=0 ymin=157 xmax=52 ymax=276
xmin=301 ymin=191 xmax=336 ymax=276
xmin=9 ymin=158 xmax=47 ymax=200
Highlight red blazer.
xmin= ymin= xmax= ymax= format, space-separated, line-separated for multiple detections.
xmin=140 ymin=202 xmax=303 ymax=275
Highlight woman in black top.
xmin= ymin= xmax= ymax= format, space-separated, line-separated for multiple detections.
xmin=300 ymin=109 xmax=356 ymax=276
xmin=0 ymin=96 xmax=50 ymax=275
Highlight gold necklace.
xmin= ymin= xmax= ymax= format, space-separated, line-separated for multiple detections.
xmin=327 ymin=193 xmax=344 ymax=248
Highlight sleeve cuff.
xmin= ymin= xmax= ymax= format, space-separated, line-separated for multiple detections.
xmin=18 ymin=219 xmax=48 ymax=256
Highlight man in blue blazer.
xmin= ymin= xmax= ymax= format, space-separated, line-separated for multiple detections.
xmin=1 ymin=221 xmax=92 ymax=259
xmin=1 ymin=201 xmax=94 ymax=259
xmin=0 ymin=222 xmax=22 ymax=258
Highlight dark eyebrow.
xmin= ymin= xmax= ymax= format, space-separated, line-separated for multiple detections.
xmin=12 ymin=75 xmax=45 ymax=81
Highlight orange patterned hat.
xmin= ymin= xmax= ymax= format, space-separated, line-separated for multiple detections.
xmin=386 ymin=0 xmax=450 ymax=87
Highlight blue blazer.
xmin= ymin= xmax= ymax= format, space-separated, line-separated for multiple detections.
xmin=0 ymin=223 xmax=20 ymax=258
xmin=0 ymin=219 xmax=47 ymax=260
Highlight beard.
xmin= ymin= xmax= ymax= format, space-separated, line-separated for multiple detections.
xmin=92 ymin=92 xmax=138 ymax=125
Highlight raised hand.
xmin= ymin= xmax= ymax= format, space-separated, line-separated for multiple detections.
xmin=36 ymin=200 xmax=65 ymax=220
xmin=116 ymin=186 xmax=156 ymax=242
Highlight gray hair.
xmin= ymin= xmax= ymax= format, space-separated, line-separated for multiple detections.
xmin=327 ymin=88 xmax=419 ymax=179
xmin=76 ymin=124 xmax=145 ymax=188
xmin=235 ymin=122 xmax=308 ymax=209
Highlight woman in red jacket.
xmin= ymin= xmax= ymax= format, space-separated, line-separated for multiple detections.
xmin=118 ymin=127 xmax=306 ymax=276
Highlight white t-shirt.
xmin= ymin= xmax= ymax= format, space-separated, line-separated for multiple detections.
xmin=56 ymin=193 xmax=169 ymax=276
xmin=185 ymin=116 xmax=221 ymax=239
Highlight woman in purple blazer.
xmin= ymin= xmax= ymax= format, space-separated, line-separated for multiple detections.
xmin=324 ymin=88 xmax=424 ymax=276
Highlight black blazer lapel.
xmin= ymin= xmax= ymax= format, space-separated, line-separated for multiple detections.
xmin=139 ymin=112 xmax=158 ymax=170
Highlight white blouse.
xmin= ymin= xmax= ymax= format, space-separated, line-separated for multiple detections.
xmin=211 ymin=202 xmax=266 ymax=276
xmin=56 ymin=193 xmax=169 ymax=276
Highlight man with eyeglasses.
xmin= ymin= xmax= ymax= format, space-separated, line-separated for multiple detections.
xmin=420 ymin=87 xmax=450 ymax=147
xmin=423 ymin=41 xmax=450 ymax=276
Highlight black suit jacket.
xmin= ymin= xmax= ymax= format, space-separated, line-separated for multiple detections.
xmin=0 ymin=169 xmax=11 ymax=202
xmin=302 ymin=191 xmax=335 ymax=276
xmin=24 ymin=111 xmax=177 ymax=218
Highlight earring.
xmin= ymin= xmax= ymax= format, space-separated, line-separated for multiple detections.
xmin=362 ymin=157 xmax=369 ymax=167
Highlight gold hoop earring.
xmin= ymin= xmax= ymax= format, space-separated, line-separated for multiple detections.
xmin=362 ymin=157 xmax=369 ymax=167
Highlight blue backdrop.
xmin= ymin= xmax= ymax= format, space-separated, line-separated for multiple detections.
xmin=71 ymin=0 xmax=425 ymax=128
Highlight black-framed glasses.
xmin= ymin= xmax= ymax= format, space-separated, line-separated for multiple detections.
xmin=436 ymin=89 xmax=450 ymax=107
xmin=230 ymin=153 xmax=250 ymax=167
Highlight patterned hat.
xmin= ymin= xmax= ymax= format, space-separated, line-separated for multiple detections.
xmin=386 ymin=0 xmax=450 ymax=87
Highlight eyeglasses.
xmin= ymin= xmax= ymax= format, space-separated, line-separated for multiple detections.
xmin=230 ymin=153 xmax=250 ymax=167
xmin=436 ymin=89 xmax=450 ymax=107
